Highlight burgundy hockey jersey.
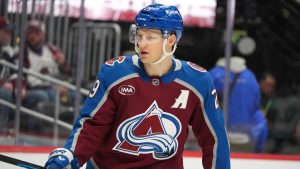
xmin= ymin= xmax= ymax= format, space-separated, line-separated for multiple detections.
xmin=64 ymin=55 xmax=230 ymax=169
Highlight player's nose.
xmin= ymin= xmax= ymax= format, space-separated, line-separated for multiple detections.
xmin=138 ymin=39 xmax=148 ymax=49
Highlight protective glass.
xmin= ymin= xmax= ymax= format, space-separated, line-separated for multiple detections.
xmin=129 ymin=24 xmax=137 ymax=44
xmin=129 ymin=24 xmax=163 ymax=44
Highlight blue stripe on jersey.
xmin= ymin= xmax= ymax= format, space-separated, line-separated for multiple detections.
xmin=65 ymin=56 xmax=140 ymax=151
xmin=64 ymin=56 xmax=230 ymax=169
xmin=175 ymin=61 xmax=230 ymax=169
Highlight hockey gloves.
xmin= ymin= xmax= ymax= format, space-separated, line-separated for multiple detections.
xmin=45 ymin=148 xmax=80 ymax=169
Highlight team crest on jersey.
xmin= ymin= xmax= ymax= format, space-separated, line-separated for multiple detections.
xmin=188 ymin=62 xmax=207 ymax=72
xmin=113 ymin=101 xmax=182 ymax=160
xmin=105 ymin=56 xmax=125 ymax=66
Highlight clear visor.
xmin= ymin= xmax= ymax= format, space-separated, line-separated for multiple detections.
xmin=129 ymin=24 xmax=170 ymax=44
xmin=129 ymin=24 xmax=137 ymax=44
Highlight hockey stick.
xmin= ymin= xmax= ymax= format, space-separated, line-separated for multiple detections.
xmin=0 ymin=154 xmax=45 ymax=169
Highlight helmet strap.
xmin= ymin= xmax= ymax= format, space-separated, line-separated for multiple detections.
xmin=134 ymin=37 xmax=139 ymax=54
xmin=150 ymin=39 xmax=177 ymax=65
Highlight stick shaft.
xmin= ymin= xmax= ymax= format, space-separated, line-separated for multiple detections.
xmin=0 ymin=154 xmax=45 ymax=169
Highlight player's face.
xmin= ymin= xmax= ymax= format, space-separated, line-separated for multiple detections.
xmin=136 ymin=28 xmax=164 ymax=64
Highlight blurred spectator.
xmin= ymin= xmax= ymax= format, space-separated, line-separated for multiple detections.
xmin=0 ymin=16 xmax=20 ymax=131
xmin=18 ymin=20 xmax=65 ymax=110
xmin=14 ymin=20 xmax=83 ymax=131
xmin=259 ymin=72 xmax=300 ymax=154
xmin=264 ymin=96 xmax=300 ymax=154
xmin=209 ymin=56 xmax=268 ymax=152
xmin=260 ymin=73 xmax=276 ymax=99
xmin=259 ymin=73 xmax=280 ymax=127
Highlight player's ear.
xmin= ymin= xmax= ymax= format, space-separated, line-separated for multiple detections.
xmin=168 ymin=34 xmax=176 ymax=47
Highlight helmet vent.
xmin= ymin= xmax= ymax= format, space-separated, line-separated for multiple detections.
xmin=149 ymin=18 xmax=162 ymax=22
xmin=142 ymin=11 xmax=150 ymax=14
xmin=135 ymin=4 xmax=183 ymax=42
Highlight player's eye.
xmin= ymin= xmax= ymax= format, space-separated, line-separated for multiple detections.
xmin=136 ymin=34 xmax=160 ymax=44
xmin=146 ymin=36 xmax=157 ymax=41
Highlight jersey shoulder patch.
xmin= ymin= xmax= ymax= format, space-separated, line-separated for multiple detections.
xmin=187 ymin=61 xmax=207 ymax=72
xmin=99 ymin=55 xmax=137 ymax=85
xmin=178 ymin=61 xmax=212 ymax=88
xmin=101 ymin=56 xmax=134 ymax=74
xmin=105 ymin=56 xmax=126 ymax=66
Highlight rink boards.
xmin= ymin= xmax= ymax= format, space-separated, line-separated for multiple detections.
xmin=0 ymin=146 xmax=300 ymax=169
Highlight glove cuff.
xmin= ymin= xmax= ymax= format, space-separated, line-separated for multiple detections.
xmin=48 ymin=148 xmax=74 ymax=163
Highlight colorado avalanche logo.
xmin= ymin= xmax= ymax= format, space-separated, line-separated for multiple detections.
xmin=113 ymin=101 xmax=182 ymax=160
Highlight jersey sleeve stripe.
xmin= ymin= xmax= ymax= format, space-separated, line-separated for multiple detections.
xmin=90 ymin=158 xmax=100 ymax=169
xmin=69 ymin=73 xmax=140 ymax=152
xmin=90 ymin=73 xmax=139 ymax=118
xmin=71 ymin=117 xmax=89 ymax=151
xmin=174 ymin=78 xmax=218 ymax=169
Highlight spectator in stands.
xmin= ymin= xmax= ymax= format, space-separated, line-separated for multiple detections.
xmin=0 ymin=16 xmax=23 ymax=131
xmin=19 ymin=20 xmax=65 ymax=110
xmin=259 ymin=72 xmax=300 ymax=154
xmin=259 ymin=73 xmax=280 ymax=127
xmin=209 ymin=56 xmax=268 ymax=152
xmin=268 ymin=96 xmax=300 ymax=154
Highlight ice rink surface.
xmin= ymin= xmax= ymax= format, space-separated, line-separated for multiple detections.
xmin=1 ymin=146 xmax=300 ymax=169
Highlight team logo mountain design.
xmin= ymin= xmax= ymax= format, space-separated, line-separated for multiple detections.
xmin=113 ymin=101 xmax=182 ymax=160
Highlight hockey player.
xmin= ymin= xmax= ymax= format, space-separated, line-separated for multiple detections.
xmin=45 ymin=4 xmax=230 ymax=169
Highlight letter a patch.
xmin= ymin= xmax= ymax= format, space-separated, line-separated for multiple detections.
xmin=171 ymin=90 xmax=189 ymax=109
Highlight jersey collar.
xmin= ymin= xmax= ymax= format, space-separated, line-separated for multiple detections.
xmin=132 ymin=55 xmax=182 ymax=84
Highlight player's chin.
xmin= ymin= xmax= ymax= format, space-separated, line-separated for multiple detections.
xmin=140 ymin=58 xmax=151 ymax=64
xmin=139 ymin=56 xmax=152 ymax=63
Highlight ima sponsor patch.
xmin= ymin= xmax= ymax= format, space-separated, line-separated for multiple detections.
xmin=118 ymin=85 xmax=135 ymax=95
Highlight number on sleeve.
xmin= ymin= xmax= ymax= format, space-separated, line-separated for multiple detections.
xmin=105 ymin=56 xmax=125 ymax=66
xmin=89 ymin=80 xmax=100 ymax=98
xmin=211 ymin=89 xmax=219 ymax=109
